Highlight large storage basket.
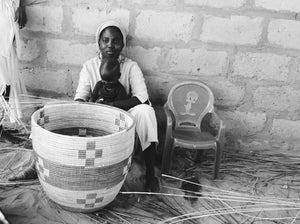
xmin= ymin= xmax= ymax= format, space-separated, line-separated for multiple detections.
xmin=31 ymin=103 xmax=136 ymax=212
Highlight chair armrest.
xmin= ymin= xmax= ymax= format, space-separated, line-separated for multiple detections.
xmin=164 ymin=104 xmax=173 ymax=128
xmin=209 ymin=111 xmax=226 ymax=142
xmin=164 ymin=104 xmax=174 ymax=140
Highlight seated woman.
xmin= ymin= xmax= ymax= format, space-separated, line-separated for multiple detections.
xmin=90 ymin=57 xmax=127 ymax=104
xmin=74 ymin=20 xmax=159 ymax=192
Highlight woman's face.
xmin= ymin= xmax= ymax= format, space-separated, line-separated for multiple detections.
xmin=99 ymin=26 xmax=124 ymax=59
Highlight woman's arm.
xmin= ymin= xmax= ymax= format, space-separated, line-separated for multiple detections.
xmin=128 ymin=62 xmax=149 ymax=104
xmin=90 ymin=82 xmax=102 ymax=102
xmin=74 ymin=62 xmax=94 ymax=102
xmin=116 ymin=60 xmax=149 ymax=110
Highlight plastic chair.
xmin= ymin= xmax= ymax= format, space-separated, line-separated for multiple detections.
xmin=161 ymin=81 xmax=226 ymax=179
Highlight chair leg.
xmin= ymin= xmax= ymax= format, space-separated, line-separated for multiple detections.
xmin=161 ymin=138 xmax=174 ymax=175
xmin=213 ymin=142 xmax=223 ymax=179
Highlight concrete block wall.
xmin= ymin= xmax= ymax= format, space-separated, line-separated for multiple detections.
xmin=20 ymin=0 xmax=300 ymax=151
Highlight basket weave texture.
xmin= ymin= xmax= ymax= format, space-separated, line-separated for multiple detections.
xmin=0 ymin=106 xmax=3 ymax=126
xmin=31 ymin=103 xmax=135 ymax=212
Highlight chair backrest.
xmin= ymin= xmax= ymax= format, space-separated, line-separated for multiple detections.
xmin=166 ymin=81 xmax=214 ymax=129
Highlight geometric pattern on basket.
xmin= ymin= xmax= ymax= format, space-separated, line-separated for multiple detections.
xmin=115 ymin=112 xmax=126 ymax=131
xmin=76 ymin=193 xmax=104 ymax=209
xmin=78 ymin=141 xmax=103 ymax=168
xmin=78 ymin=128 xmax=87 ymax=136
xmin=37 ymin=157 xmax=50 ymax=181
xmin=37 ymin=110 xmax=49 ymax=128
xmin=36 ymin=155 xmax=131 ymax=190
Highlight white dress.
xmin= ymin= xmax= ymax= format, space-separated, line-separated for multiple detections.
xmin=0 ymin=0 xmax=27 ymax=122
xmin=75 ymin=56 xmax=158 ymax=150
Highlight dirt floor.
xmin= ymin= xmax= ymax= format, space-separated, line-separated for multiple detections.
xmin=0 ymin=105 xmax=300 ymax=224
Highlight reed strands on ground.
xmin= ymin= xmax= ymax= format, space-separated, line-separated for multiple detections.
xmin=106 ymin=210 xmax=132 ymax=224
xmin=103 ymin=210 xmax=156 ymax=224
xmin=104 ymin=210 xmax=137 ymax=221
xmin=290 ymin=210 xmax=300 ymax=224
xmin=1 ymin=101 xmax=300 ymax=223
xmin=19 ymin=94 xmax=70 ymax=102
xmin=214 ymin=196 xmax=240 ymax=224
xmin=120 ymin=194 xmax=199 ymax=224
xmin=185 ymin=148 xmax=300 ymax=190
xmin=0 ymin=147 xmax=32 ymax=152
xmin=160 ymin=207 xmax=300 ymax=224
xmin=0 ymin=180 xmax=39 ymax=186
xmin=1 ymin=94 xmax=73 ymax=145
xmin=0 ymin=146 xmax=37 ymax=186
xmin=158 ymin=174 xmax=300 ymax=223
xmin=0 ymin=96 xmax=28 ymax=133
xmin=202 ymin=198 xmax=236 ymax=224
xmin=3 ymin=94 xmax=72 ymax=114
xmin=95 ymin=146 xmax=300 ymax=224
xmin=173 ymin=171 xmax=300 ymax=205
xmin=2 ymin=94 xmax=74 ymax=135
xmin=18 ymin=94 xmax=72 ymax=111
xmin=121 ymin=190 xmax=300 ymax=209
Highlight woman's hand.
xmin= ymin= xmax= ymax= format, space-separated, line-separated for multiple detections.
xmin=95 ymin=98 xmax=105 ymax=104
xmin=94 ymin=99 xmax=114 ymax=106
xmin=15 ymin=1 xmax=27 ymax=29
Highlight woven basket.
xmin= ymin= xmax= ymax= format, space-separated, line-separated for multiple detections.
xmin=31 ymin=102 xmax=136 ymax=212
xmin=0 ymin=106 xmax=3 ymax=126
xmin=0 ymin=96 xmax=6 ymax=126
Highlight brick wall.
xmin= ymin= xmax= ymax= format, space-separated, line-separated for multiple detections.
xmin=20 ymin=0 xmax=300 ymax=151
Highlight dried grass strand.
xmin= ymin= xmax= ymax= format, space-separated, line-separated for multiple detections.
xmin=160 ymin=206 xmax=300 ymax=224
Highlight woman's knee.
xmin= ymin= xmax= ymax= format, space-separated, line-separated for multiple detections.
xmin=129 ymin=104 xmax=156 ymax=119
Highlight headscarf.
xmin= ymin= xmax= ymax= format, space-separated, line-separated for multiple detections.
xmin=95 ymin=20 xmax=127 ymax=50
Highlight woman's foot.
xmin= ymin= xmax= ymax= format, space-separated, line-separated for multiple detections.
xmin=145 ymin=176 xmax=160 ymax=192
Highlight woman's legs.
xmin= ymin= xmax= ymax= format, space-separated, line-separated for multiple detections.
xmin=129 ymin=104 xmax=159 ymax=191
xmin=129 ymin=104 xmax=158 ymax=150
xmin=143 ymin=142 xmax=159 ymax=192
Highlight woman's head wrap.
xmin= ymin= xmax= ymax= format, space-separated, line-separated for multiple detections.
xmin=95 ymin=20 xmax=127 ymax=49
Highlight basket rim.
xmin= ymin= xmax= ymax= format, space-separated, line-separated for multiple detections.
xmin=31 ymin=102 xmax=136 ymax=140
